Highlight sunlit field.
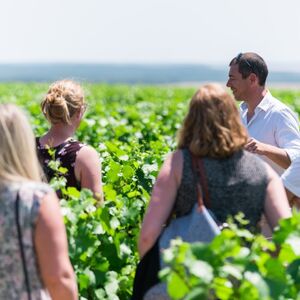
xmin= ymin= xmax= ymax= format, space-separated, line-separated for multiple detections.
xmin=1 ymin=84 xmax=300 ymax=299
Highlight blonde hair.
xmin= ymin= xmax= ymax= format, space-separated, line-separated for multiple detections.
xmin=41 ymin=79 xmax=85 ymax=125
xmin=178 ymin=83 xmax=248 ymax=158
xmin=0 ymin=104 xmax=41 ymax=182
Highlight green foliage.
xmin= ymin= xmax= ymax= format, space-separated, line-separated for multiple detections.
xmin=0 ymin=83 xmax=192 ymax=299
xmin=160 ymin=213 xmax=300 ymax=300
xmin=1 ymin=83 xmax=300 ymax=299
xmin=60 ymin=189 xmax=138 ymax=299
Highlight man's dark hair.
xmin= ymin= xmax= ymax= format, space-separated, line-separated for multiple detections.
xmin=229 ymin=52 xmax=268 ymax=86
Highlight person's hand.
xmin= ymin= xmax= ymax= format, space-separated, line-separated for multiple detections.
xmin=245 ymin=138 xmax=266 ymax=155
xmin=245 ymin=138 xmax=290 ymax=168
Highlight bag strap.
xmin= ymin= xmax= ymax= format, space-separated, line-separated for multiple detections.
xmin=15 ymin=191 xmax=32 ymax=300
xmin=191 ymin=154 xmax=211 ymax=208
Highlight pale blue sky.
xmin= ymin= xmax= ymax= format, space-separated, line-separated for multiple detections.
xmin=1 ymin=0 xmax=300 ymax=70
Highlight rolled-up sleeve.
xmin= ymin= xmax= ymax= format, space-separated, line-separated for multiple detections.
xmin=275 ymin=108 xmax=300 ymax=162
xmin=281 ymin=157 xmax=300 ymax=197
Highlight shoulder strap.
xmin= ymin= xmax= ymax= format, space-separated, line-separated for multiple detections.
xmin=15 ymin=192 xmax=32 ymax=300
xmin=191 ymin=154 xmax=211 ymax=208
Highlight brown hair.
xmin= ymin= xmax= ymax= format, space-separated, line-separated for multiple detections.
xmin=178 ymin=83 xmax=248 ymax=158
xmin=41 ymin=79 xmax=85 ymax=125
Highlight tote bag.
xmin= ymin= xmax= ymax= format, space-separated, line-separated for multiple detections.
xmin=159 ymin=155 xmax=221 ymax=266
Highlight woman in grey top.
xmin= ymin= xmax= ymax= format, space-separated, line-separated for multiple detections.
xmin=138 ymin=83 xmax=291 ymax=259
xmin=0 ymin=104 xmax=77 ymax=299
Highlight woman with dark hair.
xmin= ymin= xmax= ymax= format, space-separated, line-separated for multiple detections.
xmin=136 ymin=84 xmax=291 ymax=299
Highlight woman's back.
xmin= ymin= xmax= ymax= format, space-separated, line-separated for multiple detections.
xmin=38 ymin=80 xmax=103 ymax=201
xmin=174 ymin=149 xmax=269 ymax=229
xmin=137 ymin=84 xmax=291 ymax=299
xmin=0 ymin=181 xmax=52 ymax=300
xmin=36 ymin=137 xmax=85 ymax=190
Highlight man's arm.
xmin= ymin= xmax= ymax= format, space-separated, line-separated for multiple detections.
xmin=281 ymin=157 xmax=300 ymax=208
xmin=245 ymin=138 xmax=291 ymax=169
xmin=274 ymin=108 xmax=300 ymax=165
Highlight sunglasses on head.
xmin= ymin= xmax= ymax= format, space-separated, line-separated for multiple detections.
xmin=235 ymin=53 xmax=253 ymax=71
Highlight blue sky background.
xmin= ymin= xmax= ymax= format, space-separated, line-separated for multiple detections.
xmin=1 ymin=0 xmax=300 ymax=71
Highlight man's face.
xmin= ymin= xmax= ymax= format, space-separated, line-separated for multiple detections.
xmin=226 ymin=64 xmax=250 ymax=101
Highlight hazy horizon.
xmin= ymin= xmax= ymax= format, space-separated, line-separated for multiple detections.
xmin=1 ymin=61 xmax=300 ymax=73
xmin=0 ymin=63 xmax=299 ymax=84
xmin=1 ymin=0 xmax=299 ymax=70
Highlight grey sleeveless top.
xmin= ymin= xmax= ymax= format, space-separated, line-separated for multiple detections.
xmin=0 ymin=181 xmax=52 ymax=300
xmin=173 ymin=149 xmax=270 ymax=230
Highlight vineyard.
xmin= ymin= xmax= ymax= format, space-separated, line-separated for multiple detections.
xmin=1 ymin=84 xmax=300 ymax=299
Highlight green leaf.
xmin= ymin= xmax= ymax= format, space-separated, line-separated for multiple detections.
xmin=49 ymin=176 xmax=67 ymax=190
xmin=95 ymin=289 xmax=106 ymax=299
xmin=106 ymin=161 xmax=121 ymax=182
xmin=287 ymin=259 xmax=300 ymax=286
xmin=122 ymin=164 xmax=135 ymax=179
xmin=265 ymin=258 xmax=287 ymax=282
xmin=110 ymin=217 xmax=120 ymax=230
xmin=66 ymin=187 xmax=81 ymax=198
xmin=187 ymin=260 xmax=213 ymax=284
xmin=221 ymin=265 xmax=243 ymax=280
xmin=244 ymin=271 xmax=270 ymax=298
xmin=103 ymin=184 xmax=117 ymax=201
xmin=78 ymin=273 xmax=90 ymax=290
xmin=167 ymin=272 xmax=190 ymax=299
xmin=104 ymin=271 xmax=119 ymax=295
xmin=213 ymin=277 xmax=233 ymax=300
xmin=58 ymin=166 xmax=68 ymax=174
xmin=184 ymin=287 xmax=207 ymax=300
xmin=286 ymin=235 xmax=300 ymax=256
xmin=93 ymin=223 xmax=105 ymax=235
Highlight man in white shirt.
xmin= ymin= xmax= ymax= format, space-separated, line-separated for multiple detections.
xmin=281 ymin=157 xmax=300 ymax=208
xmin=226 ymin=52 xmax=300 ymax=175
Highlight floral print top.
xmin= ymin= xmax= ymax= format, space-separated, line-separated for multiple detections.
xmin=36 ymin=137 xmax=85 ymax=191
xmin=0 ymin=180 xmax=53 ymax=299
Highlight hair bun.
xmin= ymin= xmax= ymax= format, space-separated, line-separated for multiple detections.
xmin=41 ymin=79 xmax=85 ymax=125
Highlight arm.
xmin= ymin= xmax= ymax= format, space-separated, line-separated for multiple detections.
xmin=75 ymin=146 xmax=103 ymax=203
xmin=245 ymin=107 xmax=300 ymax=169
xmin=264 ymin=164 xmax=292 ymax=230
xmin=138 ymin=150 xmax=183 ymax=258
xmin=281 ymin=157 xmax=300 ymax=208
xmin=273 ymin=108 xmax=300 ymax=167
xmin=35 ymin=192 xmax=78 ymax=300
xmin=245 ymin=138 xmax=291 ymax=169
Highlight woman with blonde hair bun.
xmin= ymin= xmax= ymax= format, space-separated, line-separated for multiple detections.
xmin=135 ymin=83 xmax=291 ymax=299
xmin=0 ymin=104 xmax=77 ymax=300
xmin=36 ymin=79 xmax=103 ymax=201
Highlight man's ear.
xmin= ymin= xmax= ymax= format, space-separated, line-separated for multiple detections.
xmin=249 ymin=73 xmax=258 ymax=85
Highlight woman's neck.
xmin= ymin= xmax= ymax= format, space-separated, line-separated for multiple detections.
xmin=40 ymin=124 xmax=76 ymax=147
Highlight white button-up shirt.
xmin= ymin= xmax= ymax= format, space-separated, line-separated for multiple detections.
xmin=281 ymin=156 xmax=300 ymax=197
xmin=240 ymin=91 xmax=300 ymax=175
